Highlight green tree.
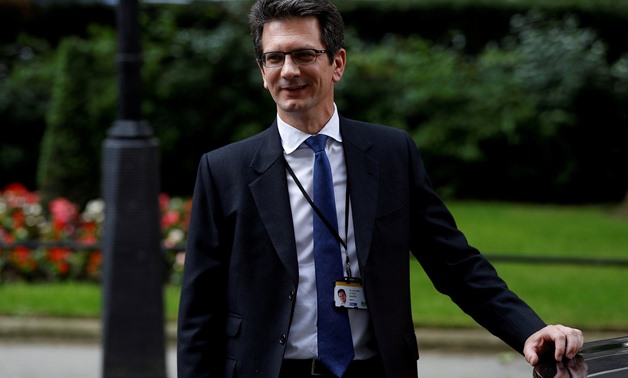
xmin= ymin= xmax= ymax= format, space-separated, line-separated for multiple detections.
xmin=37 ymin=29 xmax=117 ymax=207
xmin=140 ymin=3 xmax=275 ymax=195
xmin=0 ymin=36 xmax=54 ymax=190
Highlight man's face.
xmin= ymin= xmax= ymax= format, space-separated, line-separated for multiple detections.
xmin=338 ymin=290 xmax=346 ymax=303
xmin=259 ymin=17 xmax=346 ymax=127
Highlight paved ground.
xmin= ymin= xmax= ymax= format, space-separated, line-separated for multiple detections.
xmin=0 ymin=341 xmax=532 ymax=378
xmin=0 ymin=316 xmax=624 ymax=377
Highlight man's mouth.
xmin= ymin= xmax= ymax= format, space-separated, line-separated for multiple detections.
xmin=284 ymin=85 xmax=306 ymax=92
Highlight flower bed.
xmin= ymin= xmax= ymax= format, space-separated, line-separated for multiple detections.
xmin=0 ymin=183 xmax=190 ymax=283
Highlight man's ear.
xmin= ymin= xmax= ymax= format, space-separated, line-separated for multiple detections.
xmin=258 ymin=61 xmax=269 ymax=89
xmin=332 ymin=48 xmax=347 ymax=84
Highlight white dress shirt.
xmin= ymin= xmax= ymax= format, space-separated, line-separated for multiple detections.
xmin=278 ymin=105 xmax=375 ymax=360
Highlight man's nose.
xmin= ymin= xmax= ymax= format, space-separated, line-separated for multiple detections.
xmin=281 ymin=55 xmax=300 ymax=78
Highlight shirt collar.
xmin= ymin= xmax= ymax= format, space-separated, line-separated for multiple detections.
xmin=277 ymin=104 xmax=342 ymax=154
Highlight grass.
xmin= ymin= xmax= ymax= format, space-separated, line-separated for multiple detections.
xmin=447 ymin=202 xmax=628 ymax=258
xmin=410 ymin=262 xmax=628 ymax=330
xmin=0 ymin=282 xmax=181 ymax=321
xmin=1 ymin=201 xmax=627 ymax=331
xmin=409 ymin=201 xmax=628 ymax=330
xmin=0 ymin=282 xmax=102 ymax=318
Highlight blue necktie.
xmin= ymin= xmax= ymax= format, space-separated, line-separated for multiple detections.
xmin=305 ymin=135 xmax=354 ymax=377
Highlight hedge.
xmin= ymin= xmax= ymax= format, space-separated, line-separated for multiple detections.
xmin=1 ymin=1 xmax=627 ymax=204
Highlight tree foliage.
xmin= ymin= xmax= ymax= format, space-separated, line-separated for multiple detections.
xmin=0 ymin=35 xmax=54 ymax=191
xmin=341 ymin=12 xmax=628 ymax=202
xmin=1 ymin=3 xmax=627 ymax=204
xmin=37 ymin=28 xmax=116 ymax=207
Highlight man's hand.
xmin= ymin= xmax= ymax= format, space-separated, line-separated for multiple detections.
xmin=523 ymin=324 xmax=584 ymax=366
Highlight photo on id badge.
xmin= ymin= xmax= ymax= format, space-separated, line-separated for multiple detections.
xmin=334 ymin=279 xmax=367 ymax=309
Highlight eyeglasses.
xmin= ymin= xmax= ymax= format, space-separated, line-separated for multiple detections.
xmin=260 ymin=49 xmax=328 ymax=68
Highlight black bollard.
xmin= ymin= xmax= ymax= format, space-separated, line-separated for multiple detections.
xmin=101 ymin=121 xmax=166 ymax=378
xmin=101 ymin=0 xmax=166 ymax=376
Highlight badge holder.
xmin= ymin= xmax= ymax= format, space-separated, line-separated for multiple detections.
xmin=335 ymin=277 xmax=367 ymax=310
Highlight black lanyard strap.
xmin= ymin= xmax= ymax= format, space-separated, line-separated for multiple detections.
xmin=284 ymin=157 xmax=352 ymax=278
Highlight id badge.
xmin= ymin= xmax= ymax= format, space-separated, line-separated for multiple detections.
xmin=334 ymin=278 xmax=368 ymax=309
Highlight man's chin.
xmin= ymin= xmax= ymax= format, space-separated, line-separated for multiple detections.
xmin=278 ymin=99 xmax=306 ymax=113
xmin=276 ymin=102 xmax=313 ymax=119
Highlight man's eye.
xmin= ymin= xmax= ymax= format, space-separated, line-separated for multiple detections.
xmin=265 ymin=54 xmax=283 ymax=63
xmin=295 ymin=51 xmax=315 ymax=60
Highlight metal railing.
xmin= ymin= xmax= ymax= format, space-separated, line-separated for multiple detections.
xmin=485 ymin=254 xmax=628 ymax=267
xmin=0 ymin=241 xmax=185 ymax=253
xmin=2 ymin=240 xmax=627 ymax=267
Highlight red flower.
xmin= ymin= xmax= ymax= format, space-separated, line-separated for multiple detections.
xmin=47 ymin=247 xmax=72 ymax=275
xmin=161 ymin=210 xmax=180 ymax=229
xmin=77 ymin=221 xmax=99 ymax=245
xmin=9 ymin=246 xmax=38 ymax=272
xmin=3 ymin=183 xmax=29 ymax=196
xmin=2 ymin=183 xmax=196 ymax=282
xmin=2 ymin=232 xmax=15 ymax=244
xmin=86 ymin=251 xmax=102 ymax=276
xmin=12 ymin=209 xmax=26 ymax=229
xmin=2 ymin=183 xmax=39 ymax=207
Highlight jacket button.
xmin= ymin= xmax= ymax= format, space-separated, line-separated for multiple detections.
xmin=279 ymin=334 xmax=287 ymax=344
xmin=288 ymin=290 xmax=295 ymax=301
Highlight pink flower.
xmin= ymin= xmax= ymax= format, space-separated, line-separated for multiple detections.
xmin=161 ymin=210 xmax=180 ymax=229
xmin=49 ymin=197 xmax=79 ymax=225
xmin=159 ymin=193 xmax=170 ymax=212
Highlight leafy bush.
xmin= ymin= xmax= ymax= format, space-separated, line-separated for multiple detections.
xmin=30 ymin=4 xmax=274 ymax=201
xmin=0 ymin=183 xmax=102 ymax=282
xmin=0 ymin=35 xmax=54 ymax=190
xmin=341 ymin=12 xmax=628 ymax=202
xmin=475 ymin=12 xmax=628 ymax=202
xmin=1 ymin=4 xmax=626 ymax=203
xmin=141 ymin=5 xmax=275 ymax=195
xmin=37 ymin=28 xmax=117 ymax=208
xmin=0 ymin=183 xmax=190 ymax=283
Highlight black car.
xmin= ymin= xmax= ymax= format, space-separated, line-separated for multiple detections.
xmin=533 ymin=336 xmax=628 ymax=377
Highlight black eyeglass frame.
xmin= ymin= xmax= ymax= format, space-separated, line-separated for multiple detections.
xmin=259 ymin=48 xmax=329 ymax=68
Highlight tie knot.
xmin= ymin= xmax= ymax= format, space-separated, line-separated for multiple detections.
xmin=305 ymin=134 xmax=328 ymax=153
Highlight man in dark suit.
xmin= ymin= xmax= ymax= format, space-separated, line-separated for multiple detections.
xmin=177 ymin=0 xmax=583 ymax=377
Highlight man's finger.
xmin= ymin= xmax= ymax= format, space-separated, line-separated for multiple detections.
xmin=524 ymin=325 xmax=584 ymax=366
xmin=557 ymin=324 xmax=584 ymax=359
xmin=552 ymin=327 xmax=567 ymax=361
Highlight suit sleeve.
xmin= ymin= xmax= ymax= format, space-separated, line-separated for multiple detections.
xmin=405 ymin=132 xmax=546 ymax=353
xmin=177 ymin=154 xmax=229 ymax=378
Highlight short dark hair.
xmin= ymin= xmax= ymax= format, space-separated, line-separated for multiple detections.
xmin=248 ymin=0 xmax=345 ymax=64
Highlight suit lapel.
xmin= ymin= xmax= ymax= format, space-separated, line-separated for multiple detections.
xmin=247 ymin=119 xmax=380 ymax=284
xmin=249 ymin=123 xmax=299 ymax=285
xmin=340 ymin=118 xmax=379 ymax=269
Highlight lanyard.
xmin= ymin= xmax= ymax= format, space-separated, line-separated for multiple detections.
xmin=284 ymin=157 xmax=353 ymax=279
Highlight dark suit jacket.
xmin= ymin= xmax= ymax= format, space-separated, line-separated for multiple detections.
xmin=177 ymin=117 xmax=546 ymax=378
